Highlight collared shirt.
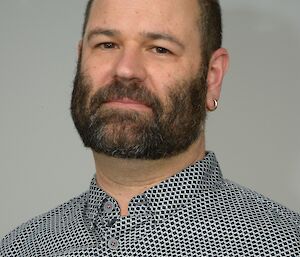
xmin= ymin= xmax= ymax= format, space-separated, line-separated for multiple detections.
xmin=1 ymin=152 xmax=299 ymax=257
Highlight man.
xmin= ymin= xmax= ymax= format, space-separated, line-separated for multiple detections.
xmin=1 ymin=0 xmax=299 ymax=256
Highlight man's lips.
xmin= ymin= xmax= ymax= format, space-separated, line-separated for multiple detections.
xmin=103 ymin=98 xmax=151 ymax=110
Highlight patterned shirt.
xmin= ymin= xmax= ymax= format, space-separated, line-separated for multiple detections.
xmin=1 ymin=152 xmax=299 ymax=257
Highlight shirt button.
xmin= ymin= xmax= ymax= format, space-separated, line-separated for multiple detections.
xmin=108 ymin=238 xmax=119 ymax=250
xmin=104 ymin=201 xmax=115 ymax=213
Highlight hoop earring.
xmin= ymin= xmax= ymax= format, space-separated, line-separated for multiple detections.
xmin=209 ymin=99 xmax=218 ymax=111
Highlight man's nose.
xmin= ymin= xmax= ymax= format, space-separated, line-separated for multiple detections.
xmin=114 ymin=47 xmax=147 ymax=81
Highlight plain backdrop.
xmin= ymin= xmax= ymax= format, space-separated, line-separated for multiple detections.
xmin=0 ymin=0 xmax=299 ymax=238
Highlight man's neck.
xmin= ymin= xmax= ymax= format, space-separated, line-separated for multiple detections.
xmin=93 ymin=137 xmax=205 ymax=216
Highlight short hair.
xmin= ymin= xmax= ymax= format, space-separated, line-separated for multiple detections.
xmin=81 ymin=0 xmax=222 ymax=65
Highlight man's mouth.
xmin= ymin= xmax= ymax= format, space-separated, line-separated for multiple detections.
xmin=103 ymin=98 xmax=152 ymax=111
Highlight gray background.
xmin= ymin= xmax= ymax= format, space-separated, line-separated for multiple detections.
xmin=0 ymin=0 xmax=299 ymax=238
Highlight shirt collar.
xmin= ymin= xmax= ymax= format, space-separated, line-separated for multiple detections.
xmin=85 ymin=151 xmax=224 ymax=226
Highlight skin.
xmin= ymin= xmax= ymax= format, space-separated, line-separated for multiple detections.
xmin=79 ymin=0 xmax=229 ymax=216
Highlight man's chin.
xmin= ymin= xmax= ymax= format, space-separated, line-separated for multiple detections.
xmin=87 ymin=120 xmax=159 ymax=159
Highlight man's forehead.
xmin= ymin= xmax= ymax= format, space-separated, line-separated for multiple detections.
xmin=91 ymin=0 xmax=200 ymax=11
xmin=87 ymin=0 xmax=201 ymax=34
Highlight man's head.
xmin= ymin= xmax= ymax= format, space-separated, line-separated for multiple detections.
xmin=71 ymin=0 xmax=228 ymax=159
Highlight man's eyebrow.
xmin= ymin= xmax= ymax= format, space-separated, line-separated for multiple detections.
xmin=141 ymin=32 xmax=185 ymax=50
xmin=87 ymin=28 xmax=121 ymax=41
xmin=86 ymin=28 xmax=185 ymax=50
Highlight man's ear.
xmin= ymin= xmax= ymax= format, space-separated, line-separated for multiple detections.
xmin=206 ymin=48 xmax=229 ymax=111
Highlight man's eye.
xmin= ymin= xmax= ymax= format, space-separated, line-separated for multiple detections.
xmin=96 ymin=42 xmax=118 ymax=49
xmin=153 ymin=47 xmax=172 ymax=55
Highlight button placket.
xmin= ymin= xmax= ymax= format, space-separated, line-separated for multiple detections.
xmin=98 ymin=199 xmax=121 ymax=233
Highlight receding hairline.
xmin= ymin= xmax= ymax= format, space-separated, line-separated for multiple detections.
xmin=82 ymin=0 xmax=205 ymax=38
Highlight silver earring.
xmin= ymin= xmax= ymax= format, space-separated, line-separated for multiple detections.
xmin=209 ymin=99 xmax=218 ymax=111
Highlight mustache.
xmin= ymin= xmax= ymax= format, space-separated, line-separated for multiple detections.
xmin=89 ymin=78 xmax=163 ymax=114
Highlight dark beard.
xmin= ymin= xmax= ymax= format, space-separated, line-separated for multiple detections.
xmin=71 ymin=62 xmax=207 ymax=160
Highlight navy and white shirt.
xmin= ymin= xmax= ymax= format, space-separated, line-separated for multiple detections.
xmin=1 ymin=152 xmax=299 ymax=256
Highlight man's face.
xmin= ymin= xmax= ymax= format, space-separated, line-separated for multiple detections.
xmin=71 ymin=0 xmax=207 ymax=159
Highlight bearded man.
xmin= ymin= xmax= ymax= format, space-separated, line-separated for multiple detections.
xmin=1 ymin=0 xmax=299 ymax=256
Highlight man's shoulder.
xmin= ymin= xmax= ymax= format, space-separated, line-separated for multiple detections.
xmin=0 ymin=191 xmax=89 ymax=257
xmin=208 ymin=178 xmax=300 ymax=229
xmin=223 ymin=179 xmax=300 ymax=221
xmin=191 ymin=177 xmax=300 ymax=229
xmin=187 ymin=179 xmax=300 ymax=252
